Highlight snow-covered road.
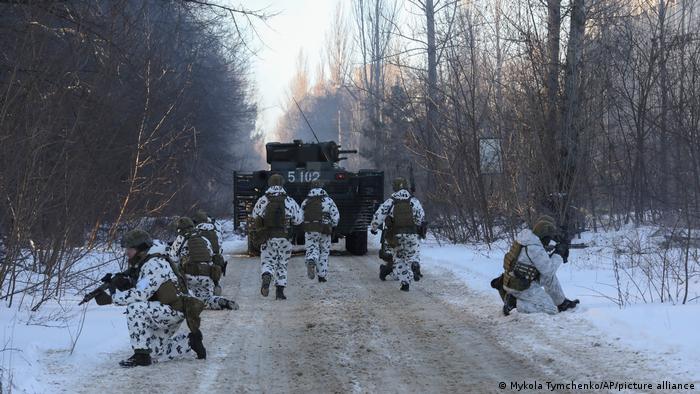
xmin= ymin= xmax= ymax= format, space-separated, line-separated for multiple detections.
xmin=46 ymin=245 xmax=690 ymax=394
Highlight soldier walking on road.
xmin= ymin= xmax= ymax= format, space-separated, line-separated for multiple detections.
xmin=252 ymin=174 xmax=303 ymax=300
xmin=370 ymin=177 xmax=426 ymax=292
xmin=301 ymin=179 xmax=340 ymax=282
xmin=170 ymin=217 xmax=238 ymax=310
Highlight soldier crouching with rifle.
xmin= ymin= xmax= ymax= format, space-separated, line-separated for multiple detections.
xmin=80 ymin=229 xmax=207 ymax=367
xmin=491 ymin=216 xmax=579 ymax=315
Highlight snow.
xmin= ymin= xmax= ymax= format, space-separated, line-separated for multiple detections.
xmin=410 ymin=227 xmax=700 ymax=380
xmin=1 ymin=218 xmax=247 ymax=393
xmin=0 ymin=252 xmax=129 ymax=393
xmin=3 ymin=221 xmax=699 ymax=392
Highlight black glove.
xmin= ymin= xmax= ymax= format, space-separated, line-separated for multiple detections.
xmin=94 ymin=291 xmax=113 ymax=305
xmin=554 ymin=243 xmax=570 ymax=263
xmin=111 ymin=273 xmax=134 ymax=292
xmin=370 ymin=228 xmax=378 ymax=235
xmin=100 ymin=273 xmax=113 ymax=283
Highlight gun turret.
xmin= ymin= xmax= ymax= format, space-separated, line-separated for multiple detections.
xmin=266 ymin=140 xmax=357 ymax=170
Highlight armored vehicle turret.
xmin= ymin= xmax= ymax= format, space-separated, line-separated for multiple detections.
xmin=234 ymin=140 xmax=384 ymax=255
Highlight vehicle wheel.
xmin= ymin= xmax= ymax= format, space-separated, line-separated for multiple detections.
xmin=295 ymin=230 xmax=305 ymax=246
xmin=247 ymin=232 xmax=261 ymax=257
xmin=345 ymin=230 xmax=368 ymax=255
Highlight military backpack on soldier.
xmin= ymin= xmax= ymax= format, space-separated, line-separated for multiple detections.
xmin=303 ymin=196 xmax=332 ymax=235
xmin=198 ymin=227 xmax=227 ymax=277
xmin=261 ymin=194 xmax=288 ymax=241
xmin=502 ymin=243 xmax=540 ymax=291
xmin=177 ymin=233 xmax=222 ymax=286
xmin=384 ymin=198 xmax=417 ymax=247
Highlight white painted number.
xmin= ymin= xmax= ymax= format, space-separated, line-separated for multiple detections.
xmin=287 ymin=171 xmax=320 ymax=183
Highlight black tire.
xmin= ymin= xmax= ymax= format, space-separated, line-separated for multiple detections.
xmin=247 ymin=231 xmax=261 ymax=257
xmin=295 ymin=230 xmax=305 ymax=246
xmin=346 ymin=230 xmax=368 ymax=255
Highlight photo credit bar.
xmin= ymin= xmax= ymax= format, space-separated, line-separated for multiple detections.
xmin=501 ymin=380 xmax=696 ymax=391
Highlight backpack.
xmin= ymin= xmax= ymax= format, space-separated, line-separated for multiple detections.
xmin=177 ymin=233 xmax=211 ymax=263
xmin=198 ymin=228 xmax=220 ymax=254
xmin=387 ymin=198 xmax=417 ymax=235
xmin=263 ymin=194 xmax=288 ymax=239
xmin=303 ymin=196 xmax=332 ymax=234
xmin=502 ymin=243 xmax=539 ymax=291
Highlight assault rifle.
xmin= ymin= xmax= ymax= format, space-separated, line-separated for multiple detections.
xmin=78 ymin=272 xmax=135 ymax=305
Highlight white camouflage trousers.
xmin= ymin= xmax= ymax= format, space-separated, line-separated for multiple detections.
xmin=186 ymin=275 xmax=227 ymax=310
xmin=305 ymin=232 xmax=331 ymax=278
xmin=261 ymin=238 xmax=292 ymax=287
xmin=506 ymin=272 xmax=566 ymax=315
xmin=390 ymin=234 xmax=420 ymax=284
xmin=126 ymin=301 xmax=191 ymax=361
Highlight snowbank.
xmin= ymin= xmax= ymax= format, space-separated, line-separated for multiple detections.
xmin=1 ymin=251 xmax=128 ymax=393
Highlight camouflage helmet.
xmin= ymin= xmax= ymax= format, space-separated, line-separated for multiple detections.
xmin=536 ymin=214 xmax=557 ymax=225
xmin=192 ymin=210 xmax=208 ymax=224
xmin=533 ymin=219 xmax=558 ymax=239
xmin=268 ymin=174 xmax=285 ymax=187
xmin=176 ymin=216 xmax=195 ymax=231
xmin=392 ymin=177 xmax=409 ymax=192
xmin=120 ymin=229 xmax=153 ymax=249
xmin=310 ymin=179 xmax=324 ymax=189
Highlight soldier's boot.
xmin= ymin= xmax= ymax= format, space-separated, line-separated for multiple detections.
xmin=411 ymin=262 xmax=422 ymax=282
xmin=188 ymin=330 xmax=207 ymax=359
xmin=379 ymin=264 xmax=392 ymax=281
xmin=400 ymin=282 xmax=409 ymax=292
xmin=306 ymin=260 xmax=316 ymax=280
xmin=260 ymin=272 xmax=272 ymax=297
xmin=119 ymin=349 xmax=152 ymax=368
xmin=318 ymin=276 xmax=327 ymax=283
xmin=218 ymin=298 xmax=239 ymax=310
xmin=275 ymin=285 xmax=287 ymax=300
xmin=557 ymin=298 xmax=580 ymax=312
xmin=502 ymin=294 xmax=517 ymax=316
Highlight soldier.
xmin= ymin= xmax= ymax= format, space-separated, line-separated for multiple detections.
xmin=300 ymin=179 xmax=340 ymax=282
xmin=170 ymin=217 xmax=238 ymax=310
xmin=370 ymin=177 xmax=425 ymax=292
xmin=192 ymin=210 xmax=227 ymax=295
xmin=111 ymin=229 xmax=207 ymax=367
xmin=500 ymin=216 xmax=579 ymax=315
xmin=252 ymin=174 xmax=303 ymax=300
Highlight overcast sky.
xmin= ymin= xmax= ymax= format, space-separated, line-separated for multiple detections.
xmin=244 ymin=0 xmax=341 ymax=137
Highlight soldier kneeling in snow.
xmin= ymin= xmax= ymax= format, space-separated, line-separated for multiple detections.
xmin=496 ymin=216 xmax=579 ymax=315
xmin=90 ymin=229 xmax=208 ymax=367
xmin=170 ymin=217 xmax=238 ymax=310
xmin=192 ymin=210 xmax=227 ymax=295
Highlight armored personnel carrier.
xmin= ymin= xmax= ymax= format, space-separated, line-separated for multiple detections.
xmin=234 ymin=140 xmax=384 ymax=256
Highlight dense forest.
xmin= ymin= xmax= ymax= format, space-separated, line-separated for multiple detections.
xmin=0 ymin=1 xmax=262 ymax=303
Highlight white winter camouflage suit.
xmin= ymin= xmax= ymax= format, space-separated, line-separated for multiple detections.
xmin=301 ymin=188 xmax=340 ymax=279
xmin=371 ymin=189 xmax=425 ymax=285
xmin=112 ymin=243 xmax=193 ymax=361
xmin=503 ymin=229 xmax=567 ymax=315
xmin=169 ymin=233 xmax=228 ymax=310
xmin=252 ymin=186 xmax=303 ymax=287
